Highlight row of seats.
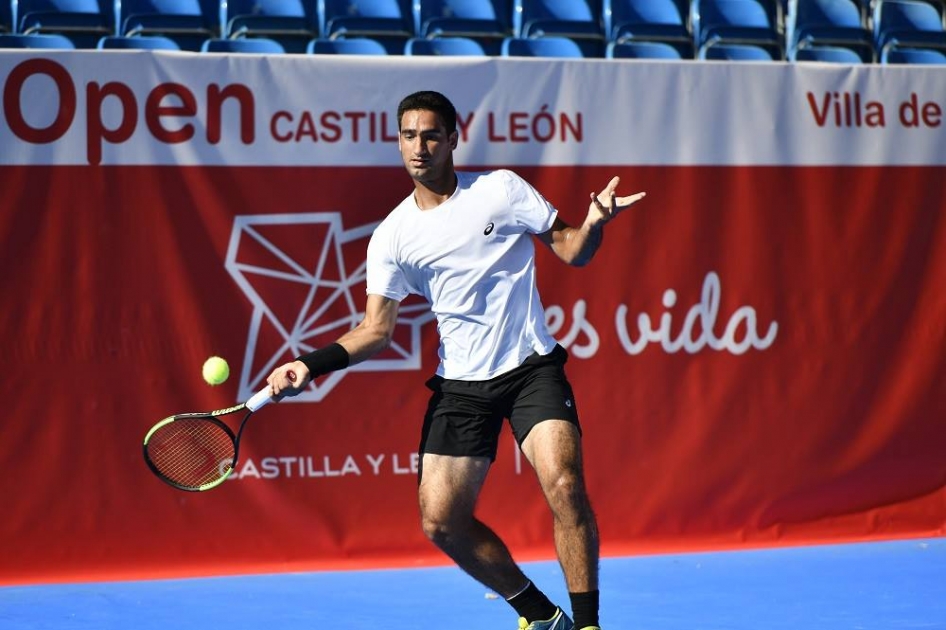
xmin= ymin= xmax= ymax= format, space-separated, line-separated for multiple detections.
xmin=784 ymin=0 xmax=946 ymax=63
xmin=0 ymin=32 xmax=652 ymax=57
xmin=1 ymin=30 xmax=942 ymax=63
xmin=0 ymin=1 xmax=943 ymax=64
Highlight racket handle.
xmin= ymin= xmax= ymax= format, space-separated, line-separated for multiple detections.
xmin=245 ymin=386 xmax=275 ymax=412
xmin=245 ymin=370 xmax=297 ymax=412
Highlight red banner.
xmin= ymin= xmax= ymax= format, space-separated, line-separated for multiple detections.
xmin=1 ymin=161 xmax=944 ymax=585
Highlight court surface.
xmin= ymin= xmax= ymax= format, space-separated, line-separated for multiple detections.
xmin=2 ymin=537 xmax=942 ymax=629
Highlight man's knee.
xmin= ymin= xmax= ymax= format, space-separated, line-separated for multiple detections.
xmin=543 ymin=469 xmax=593 ymax=520
xmin=420 ymin=512 xmax=448 ymax=544
xmin=420 ymin=508 xmax=474 ymax=548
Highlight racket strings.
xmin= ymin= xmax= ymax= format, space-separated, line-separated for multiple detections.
xmin=146 ymin=419 xmax=235 ymax=489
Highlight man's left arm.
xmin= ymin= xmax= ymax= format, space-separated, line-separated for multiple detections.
xmin=537 ymin=176 xmax=646 ymax=267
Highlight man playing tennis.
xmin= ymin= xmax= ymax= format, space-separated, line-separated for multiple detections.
xmin=267 ymin=90 xmax=645 ymax=630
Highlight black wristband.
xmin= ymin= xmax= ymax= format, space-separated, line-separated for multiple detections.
xmin=295 ymin=343 xmax=350 ymax=378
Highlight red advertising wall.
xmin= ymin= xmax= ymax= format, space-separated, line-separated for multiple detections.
xmin=0 ymin=52 xmax=943 ymax=586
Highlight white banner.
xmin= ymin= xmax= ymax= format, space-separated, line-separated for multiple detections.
xmin=1 ymin=50 xmax=944 ymax=167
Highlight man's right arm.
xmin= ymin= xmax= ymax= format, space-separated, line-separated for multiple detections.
xmin=336 ymin=293 xmax=401 ymax=364
xmin=268 ymin=293 xmax=400 ymax=397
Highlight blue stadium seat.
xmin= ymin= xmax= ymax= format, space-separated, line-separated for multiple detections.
xmin=404 ymin=35 xmax=488 ymax=54
xmin=793 ymin=42 xmax=866 ymax=61
xmin=97 ymin=34 xmax=181 ymax=49
xmin=307 ymin=36 xmax=389 ymax=54
xmin=119 ymin=0 xmax=220 ymax=51
xmin=701 ymin=40 xmax=777 ymax=59
xmin=787 ymin=0 xmax=874 ymax=62
xmin=319 ymin=0 xmax=414 ymax=53
xmin=1 ymin=1 xmax=12 ymax=32
xmin=606 ymin=39 xmax=686 ymax=58
xmin=883 ymin=43 xmax=946 ymax=61
xmin=501 ymin=34 xmax=584 ymax=56
xmin=224 ymin=0 xmax=318 ymax=53
xmin=202 ymin=37 xmax=286 ymax=53
xmin=0 ymin=32 xmax=75 ymax=47
xmin=694 ymin=0 xmax=784 ymax=59
xmin=873 ymin=0 xmax=946 ymax=59
xmin=16 ymin=0 xmax=114 ymax=48
xmin=604 ymin=0 xmax=693 ymax=59
xmin=513 ymin=0 xmax=604 ymax=55
xmin=415 ymin=0 xmax=511 ymax=54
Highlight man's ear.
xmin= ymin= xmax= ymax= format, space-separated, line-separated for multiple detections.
xmin=450 ymin=130 xmax=459 ymax=150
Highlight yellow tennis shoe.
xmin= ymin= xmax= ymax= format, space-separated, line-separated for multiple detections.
xmin=517 ymin=608 xmax=573 ymax=630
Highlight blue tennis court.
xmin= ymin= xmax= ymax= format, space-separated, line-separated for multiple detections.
xmin=2 ymin=537 xmax=942 ymax=629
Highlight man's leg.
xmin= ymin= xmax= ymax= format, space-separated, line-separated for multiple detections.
xmin=418 ymin=453 xmax=565 ymax=625
xmin=521 ymin=420 xmax=600 ymax=628
xmin=418 ymin=453 xmax=530 ymax=595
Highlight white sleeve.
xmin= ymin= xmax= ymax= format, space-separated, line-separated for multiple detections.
xmin=365 ymin=224 xmax=410 ymax=302
xmin=501 ymin=170 xmax=558 ymax=234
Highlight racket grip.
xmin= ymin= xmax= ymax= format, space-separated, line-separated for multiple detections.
xmin=245 ymin=371 xmax=296 ymax=412
xmin=245 ymin=386 xmax=275 ymax=412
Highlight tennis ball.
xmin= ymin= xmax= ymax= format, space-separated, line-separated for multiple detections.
xmin=202 ymin=356 xmax=230 ymax=386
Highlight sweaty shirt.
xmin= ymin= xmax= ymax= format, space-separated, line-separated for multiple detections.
xmin=366 ymin=169 xmax=558 ymax=380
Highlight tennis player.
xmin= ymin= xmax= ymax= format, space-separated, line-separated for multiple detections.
xmin=268 ymin=90 xmax=645 ymax=630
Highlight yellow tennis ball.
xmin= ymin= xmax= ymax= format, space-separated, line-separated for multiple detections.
xmin=202 ymin=356 xmax=230 ymax=386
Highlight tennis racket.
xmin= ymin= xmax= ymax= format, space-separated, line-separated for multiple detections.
xmin=143 ymin=372 xmax=294 ymax=492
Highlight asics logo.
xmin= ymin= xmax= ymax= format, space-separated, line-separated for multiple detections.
xmin=484 ymin=222 xmax=495 ymax=236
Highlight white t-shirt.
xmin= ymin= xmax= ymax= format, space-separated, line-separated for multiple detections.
xmin=366 ymin=169 xmax=559 ymax=380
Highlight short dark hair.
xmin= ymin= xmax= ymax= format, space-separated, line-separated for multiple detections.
xmin=397 ymin=91 xmax=457 ymax=134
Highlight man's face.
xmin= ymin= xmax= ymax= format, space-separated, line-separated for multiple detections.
xmin=398 ymin=109 xmax=457 ymax=184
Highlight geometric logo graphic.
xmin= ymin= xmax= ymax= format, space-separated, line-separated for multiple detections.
xmin=225 ymin=213 xmax=435 ymax=402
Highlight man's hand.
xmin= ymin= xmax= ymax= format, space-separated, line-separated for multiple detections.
xmin=587 ymin=176 xmax=646 ymax=227
xmin=267 ymin=361 xmax=310 ymax=399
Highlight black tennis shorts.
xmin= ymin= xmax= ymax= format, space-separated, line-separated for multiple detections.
xmin=419 ymin=344 xmax=581 ymax=461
